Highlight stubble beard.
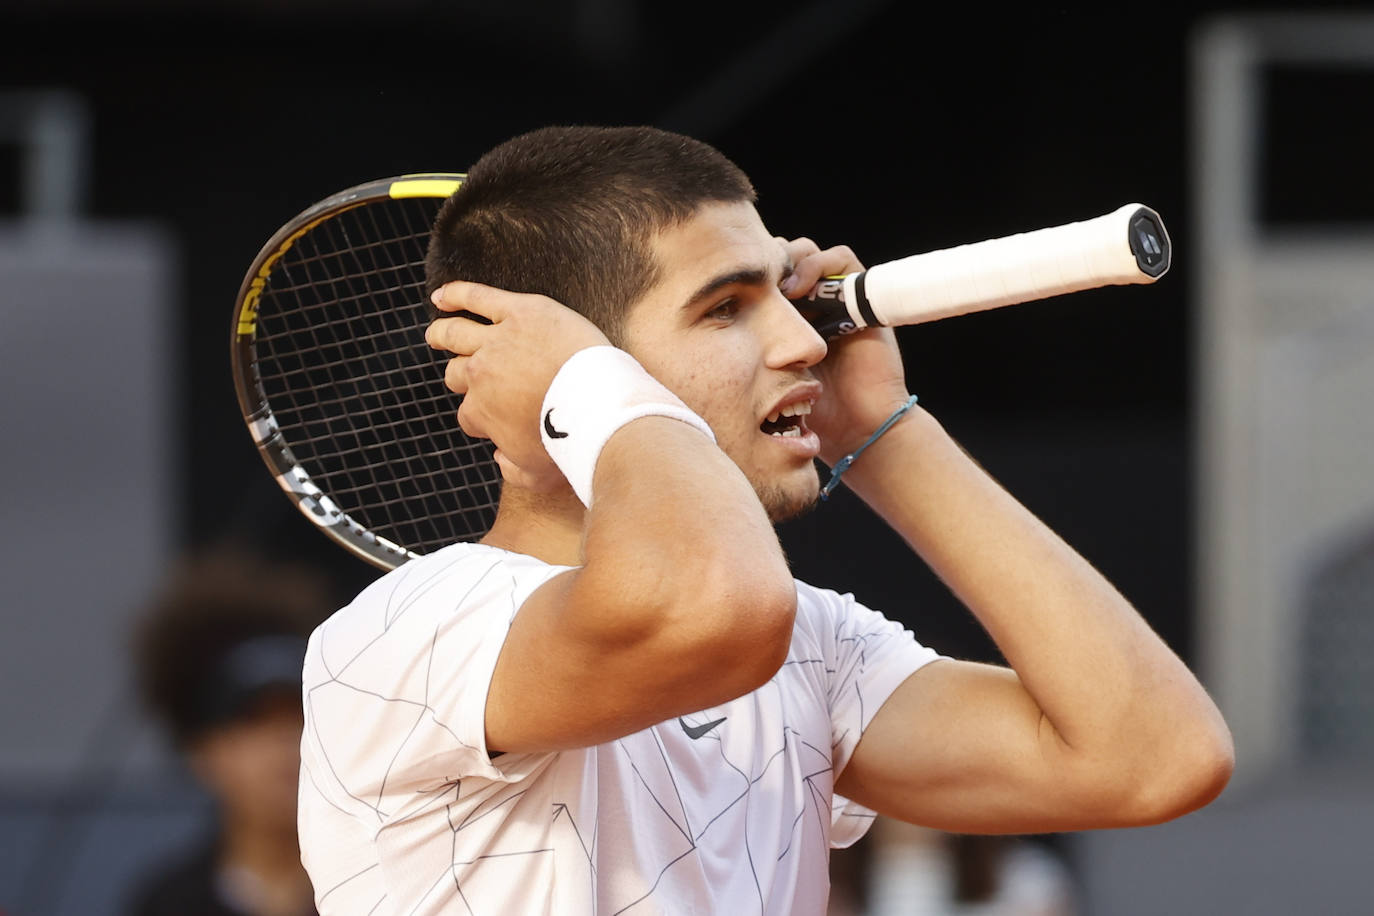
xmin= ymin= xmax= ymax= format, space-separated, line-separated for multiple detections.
xmin=753 ymin=467 xmax=822 ymax=524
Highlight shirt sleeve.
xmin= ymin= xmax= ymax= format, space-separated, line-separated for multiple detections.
xmin=794 ymin=581 xmax=943 ymax=847
xmin=299 ymin=546 xmax=568 ymax=828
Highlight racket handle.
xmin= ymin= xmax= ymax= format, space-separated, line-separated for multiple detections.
xmin=795 ymin=203 xmax=1170 ymax=338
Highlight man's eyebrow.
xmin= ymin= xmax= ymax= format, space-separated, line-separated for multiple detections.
xmin=680 ymin=257 xmax=794 ymax=312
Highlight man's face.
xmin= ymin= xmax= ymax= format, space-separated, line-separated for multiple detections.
xmin=619 ymin=201 xmax=828 ymax=521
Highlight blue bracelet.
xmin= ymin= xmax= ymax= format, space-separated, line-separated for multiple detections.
xmin=819 ymin=394 xmax=920 ymax=500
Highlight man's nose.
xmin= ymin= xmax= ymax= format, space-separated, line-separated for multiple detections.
xmin=765 ymin=290 xmax=829 ymax=369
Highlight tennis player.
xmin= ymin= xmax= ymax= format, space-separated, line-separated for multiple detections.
xmin=296 ymin=126 xmax=1232 ymax=914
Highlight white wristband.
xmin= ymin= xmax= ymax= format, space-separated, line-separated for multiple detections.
xmin=540 ymin=346 xmax=715 ymax=506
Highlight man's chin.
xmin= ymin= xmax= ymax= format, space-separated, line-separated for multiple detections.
xmin=754 ymin=471 xmax=822 ymax=524
xmin=766 ymin=490 xmax=820 ymax=524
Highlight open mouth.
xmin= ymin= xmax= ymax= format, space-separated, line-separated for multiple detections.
xmin=761 ymin=401 xmax=811 ymax=438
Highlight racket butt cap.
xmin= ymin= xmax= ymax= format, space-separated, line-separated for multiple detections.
xmin=1125 ymin=204 xmax=1171 ymax=279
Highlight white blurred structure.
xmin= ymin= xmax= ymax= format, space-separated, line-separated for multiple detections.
xmin=0 ymin=90 xmax=174 ymax=783
xmin=0 ymin=90 xmax=186 ymax=916
xmin=1193 ymin=13 xmax=1374 ymax=778
xmin=1070 ymin=16 xmax=1374 ymax=916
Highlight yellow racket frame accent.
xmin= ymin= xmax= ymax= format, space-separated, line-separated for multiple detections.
xmin=389 ymin=177 xmax=463 ymax=199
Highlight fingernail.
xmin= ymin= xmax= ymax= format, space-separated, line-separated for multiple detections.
xmin=780 ymin=276 xmax=798 ymax=295
xmin=430 ymin=288 xmax=443 ymax=306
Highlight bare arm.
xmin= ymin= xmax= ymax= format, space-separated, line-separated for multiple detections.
xmin=832 ymin=409 xmax=1232 ymax=831
xmin=778 ymin=241 xmax=1232 ymax=833
xmin=427 ymin=283 xmax=797 ymax=756
xmin=486 ymin=416 xmax=796 ymax=753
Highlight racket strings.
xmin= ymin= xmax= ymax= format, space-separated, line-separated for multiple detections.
xmin=314 ymin=210 xmax=478 ymax=548
xmin=341 ymin=207 xmax=497 ymax=547
xmin=250 ymin=196 xmax=500 ymax=557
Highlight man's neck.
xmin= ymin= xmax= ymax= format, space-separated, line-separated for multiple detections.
xmin=480 ymin=484 xmax=587 ymax=567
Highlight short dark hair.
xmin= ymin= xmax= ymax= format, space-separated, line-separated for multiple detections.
xmin=425 ymin=125 xmax=756 ymax=342
xmin=133 ymin=548 xmax=334 ymax=747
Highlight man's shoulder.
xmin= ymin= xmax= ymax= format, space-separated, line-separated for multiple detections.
xmin=404 ymin=540 xmax=558 ymax=576
xmin=791 ymin=577 xmax=861 ymax=618
xmin=352 ymin=542 xmax=558 ymax=611
xmin=788 ymin=578 xmax=922 ymax=652
xmin=786 ymin=578 xmax=860 ymax=648
xmin=307 ymin=543 xmax=566 ymax=660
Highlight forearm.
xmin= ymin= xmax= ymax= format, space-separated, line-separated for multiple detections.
xmin=577 ymin=418 xmax=797 ymax=690
xmin=487 ymin=417 xmax=797 ymax=753
xmin=839 ymin=407 xmax=1230 ymax=790
xmin=586 ymin=417 xmax=788 ymax=601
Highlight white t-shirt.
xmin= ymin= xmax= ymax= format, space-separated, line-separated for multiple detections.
xmin=299 ymin=542 xmax=940 ymax=915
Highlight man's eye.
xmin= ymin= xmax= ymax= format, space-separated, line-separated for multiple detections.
xmin=706 ymin=298 xmax=739 ymax=321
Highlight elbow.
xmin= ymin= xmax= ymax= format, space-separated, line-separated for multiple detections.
xmin=1114 ymin=720 xmax=1236 ymax=826
xmin=1170 ymin=724 xmax=1236 ymax=816
xmin=683 ymin=569 xmax=797 ymax=702
xmin=712 ymin=574 xmax=798 ymax=693
xmin=586 ymin=529 xmax=796 ymax=709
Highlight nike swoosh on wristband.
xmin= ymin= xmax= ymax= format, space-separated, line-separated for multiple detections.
xmin=679 ymin=716 xmax=727 ymax=740
xmin=543 ymin=408 xmax=569 ymax=439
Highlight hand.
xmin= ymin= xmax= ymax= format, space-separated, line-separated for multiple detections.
xmin=426 ymin=282 xmax=611 ymax=491
xmin=776 ymin=238 xmax=911 ymax=466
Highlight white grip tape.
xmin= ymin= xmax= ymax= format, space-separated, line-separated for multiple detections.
xmin=540 ymin=346 xmax=715 ymax=506
xmin=846 ymin=203 xmax=1165 ymax=328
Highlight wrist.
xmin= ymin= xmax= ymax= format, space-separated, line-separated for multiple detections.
xmin=816 ymin=392 xmax=916 ymax=467
xmin=819 ymin=394 xmax=921 ymax=500
xmin=540 ymin=346 xmax=715 ymax=506
xmin=837 ymin=405 xmax=949 ymax=494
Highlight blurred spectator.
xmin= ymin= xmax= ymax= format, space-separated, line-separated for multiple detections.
xmin=123 ymin=548 xmax=333 ymax=916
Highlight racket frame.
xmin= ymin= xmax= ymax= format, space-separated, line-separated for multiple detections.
xmin=230 ymin=173 xmax=465 ymax=570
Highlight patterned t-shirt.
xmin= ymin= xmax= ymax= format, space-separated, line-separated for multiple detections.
xmin=299 ymin=542 xmax=940 ymax=915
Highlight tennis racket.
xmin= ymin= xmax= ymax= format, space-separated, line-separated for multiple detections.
xmin=231 ymin=177 xmax=1171 ymax=570
xmin=231 ymin=174 xmax=478 ymax=570
xmin=793 ymin=203 xmax=1169 ymax=338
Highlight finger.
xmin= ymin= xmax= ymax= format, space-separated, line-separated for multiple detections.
xmin=493 ymin=448 xmax=542 ymax=490
xmin=493 ymin=448 xmax=530 ymax=487
xmin=430 ymin=280 xmax=533 ymax=321
xmin=826 ymin=323 xmax=898 ymax=351
xmin=426 ymin=313 xmax=492 ymax=354
xmin=784 ymin=244 xmax=865 ymax=299
xmin=455 ymin=396 xmax=487 ymax=440
xmin=777 ymin=236 xmax=820 ymax=259
xmin=776 ymin=237 xmax=821 ymax=296
xmin=443 ymin=354 xmax=470 ymax=395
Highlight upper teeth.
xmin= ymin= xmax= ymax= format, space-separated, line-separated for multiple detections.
xmin=766 ymin=402 xmax=812 ymax=424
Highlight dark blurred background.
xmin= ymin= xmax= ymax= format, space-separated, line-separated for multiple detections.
xmin=2 ymin=2 xmax=1372 ymax=914
xmin=1 ymin=2 xmax=1225 ymax=642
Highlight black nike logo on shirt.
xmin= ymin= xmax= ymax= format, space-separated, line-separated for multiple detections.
xmin=679 ymin=716 xmax=727 ymax=740
xmin=543 ymin=408 xmax=569 ymax=439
